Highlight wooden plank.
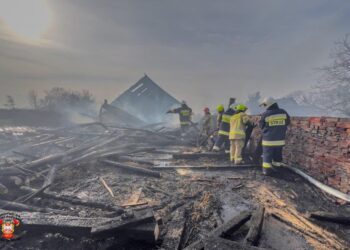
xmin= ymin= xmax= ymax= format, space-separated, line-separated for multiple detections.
xmin=183 ymin=240 xmax=204 ymax=250
xmin=121 ymin=202 xmax=148 ymax=208
xmin=20 ymin=186 xmax=124 ymax=214
xmin=308 ymin=211 xmax=350 ymax=225
xmin=244 ymin=207 xmax=265 ymax=246
xmin=161 ymin=207 xmax=187 ymax=250
xmin=116 ymin=155 xmax=154 ymax=166
xmin=100 ymin=177 xmax=115 ymax=197
xmin=203 ymin=237 xmax=268 ymax=250
xmin=91 ymin=208 xmax=155 ymax=238
xmin=18 ymin=184 xmax=51 ymax=203
xmin=101 ymin=159 xmax=161 ymax=178
xmin=153 ymin=165 xmax=259 ymax=171
xmin=123 ymin=187 xmax=143 ymax=206
xmin=120 ymin=221 xmax=160 ymax=244
xmin=42 ymin=165 xmax=57 ymax=189
xmin=0 ymin=200 xmax=68 ymax=214
xmin=172 ymin=152 xmax=229 ymax=160
xmin=210 ymin=211 xmax=252 ymax=238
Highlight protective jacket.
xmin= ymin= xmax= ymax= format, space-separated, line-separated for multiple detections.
xmin=171 ymin=105 xmax=192 ymax=126
xmin=259 ymin=103 xmax=290 ymax=146
xmin=202 ymin=113 xmax=212 ymax=135
xmin=218 ymin=108 xmax=236 ymax=136
xmin=229 ymin=112 xmax=250 ymax=140
xmin=216 ymin=112 xmax=223 ymax=130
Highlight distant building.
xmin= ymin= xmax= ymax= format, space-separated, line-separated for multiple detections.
xmin=111 ymin=75 xmax=181 ymax=124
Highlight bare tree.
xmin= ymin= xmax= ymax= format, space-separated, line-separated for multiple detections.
xmin=4 ymin=95 xmax=15 ymax=109
xmin=318 ymin=34 xmax=350 ymax=116
xmin=28 ymin=90 xmax=38 ymax=109
xmin=38 ymin=87 xmax=95 ymax=111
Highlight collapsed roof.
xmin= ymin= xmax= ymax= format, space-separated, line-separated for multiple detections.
xmin=111 ymin=75 xmax=181 ymax=124
xmin=99 ymin=102 xmax=146 ymax=128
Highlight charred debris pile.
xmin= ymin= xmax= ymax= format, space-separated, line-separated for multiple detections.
xmin=0 ymin=123 xmax=349 ymax=250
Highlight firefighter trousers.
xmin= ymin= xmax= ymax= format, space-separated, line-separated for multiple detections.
xmin=230 ymin=139 xmax=245 ymax=164
xmin=262 ymin=146 xmax=283 ymax=169
xmin=213 ymin=134 xmax=230 ymax=152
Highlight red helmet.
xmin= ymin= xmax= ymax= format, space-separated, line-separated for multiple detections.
xmin=203 ymin=107 xmax=210 ymax=113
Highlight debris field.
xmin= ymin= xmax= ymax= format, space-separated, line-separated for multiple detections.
xmin=0 ymin=123 xmax=349 ymax=250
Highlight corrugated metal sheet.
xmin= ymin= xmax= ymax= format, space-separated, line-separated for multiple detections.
xmin=111 ymin=75 xmax=180 ymax=124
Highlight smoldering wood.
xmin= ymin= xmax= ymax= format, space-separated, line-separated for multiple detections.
xmin=308 ymin=211 xmax=350 ymax=225
xmin=116 ymin=155 xmax=154 ymax=166
xmin=101 ymin=159 xmax=161 ymax=178
xmin=42 ymin=165 xmax=57 ymax=189
xmin=20 ymin=186 xmax=124 ymax=213
xmin=0 ymin=199 xmax=68 ymax=214
xmin=91 ymin=208 xmax=155 ymax=238
xmin=209 ymin=211 xmax=252 ymax=238
xmin=244 ymin=206 xmax=265 ymax=246
xmin=153 ymin=165 xmax=259 ymax=171
xmin=172 ymin=152 xmax=229 ymax=160
xmin=161 ymin=207 xmax=187 ymax=250
xmin=203 ymin=237 xmax=268 ymax=250
xmin=18 ymin=184 xmax=51 ymax=203
xmin=183 ymin=239 xmax=204 ymax=250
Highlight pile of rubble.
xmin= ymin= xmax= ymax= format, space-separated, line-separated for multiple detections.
xmin=0 ymin=123 xmax=349 ymax=250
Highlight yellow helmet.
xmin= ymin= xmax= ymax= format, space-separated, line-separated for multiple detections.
xmin=235 ymin=104 xmax=248 ymax=111
xmin=216 ymin=104 xmax=224 ymax=112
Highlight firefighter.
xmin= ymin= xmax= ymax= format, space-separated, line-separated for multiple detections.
xmin=229 ymin=104 xmax=251 ymax=165
xmin=202 ymin=107 xmax=212 ymax=136
xmin=259 ymin=97 xmax=290 ymax=175
xmin=212 ymin=103 xmax=236 ymax=153
xmin=167 ymin=101 xmax=192 ymax=133
xmin=216 ymin=104 xmax=225 ymax=130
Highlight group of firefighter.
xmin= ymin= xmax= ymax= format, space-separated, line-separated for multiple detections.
xmin=167 ymin=97 xmax=290 ymax=176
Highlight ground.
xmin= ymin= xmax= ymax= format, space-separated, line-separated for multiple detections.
xmin=0 ymin=125 xmax=349 ymax=250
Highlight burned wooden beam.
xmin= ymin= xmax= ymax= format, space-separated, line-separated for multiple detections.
xmin=308 ymin=211 xmax=350 ymax=225
xmin=153 ymin=165 xmax=259 ymax=171
xmin=119 ymin=221 xmax=160 ymax=244
xmin=18 ymin=184 xmax=51 ymax=203
xmin=42 ymin=165 xmax=57 ymax=189
xmin=161 ymin=207 xmax=187 ymax=250
xmin=210 ymin=211 xmax=252 ymax=238
xmin=100 ymin=159 xmax=161 ymax=178
xmin=116 ymin=155 xmax=154 ymax=166
xmin=172 ymin=152 xmax=229 ymax=160
xmin=203 ymin=237 xmax=268 ymax=250
xmin=0 ymin=199 xmax=68 ymax=214
xmin=20 ymin=186 xmax=124 ymax=213
xmin=244 ymin=206 xmax=265 ymax=246
xmin=183 ymin=240 xmax=204 ymax=250
xmin=91 ymin=208 xmax=155 ymax=238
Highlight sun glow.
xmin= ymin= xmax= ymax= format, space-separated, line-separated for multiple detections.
xmin=0 ymin=0 xmax=52 ymax=40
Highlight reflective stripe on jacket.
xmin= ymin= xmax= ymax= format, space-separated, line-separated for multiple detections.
xmin=259 ymin=104 xmax=290 ymax=147
xmin=172 ymin=106 xmax=192 ymax=125
xmin=229 ymin=112 xmax=249 ymax=140
xmin=218 ymin=109 xmax=236 ymax=137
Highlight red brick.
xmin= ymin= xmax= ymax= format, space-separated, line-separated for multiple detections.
xmin=325 ymin=117 xmax=340 ymax=123
xmin=337 ymin=122 xmax=350 ymax=129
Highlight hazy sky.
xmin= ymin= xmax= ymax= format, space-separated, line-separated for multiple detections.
xmin=0 ymin=0 xmax=349 ymax=112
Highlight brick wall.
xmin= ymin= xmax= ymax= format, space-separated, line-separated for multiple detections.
xmin=283 ymin=117 xmax=350 ymax=194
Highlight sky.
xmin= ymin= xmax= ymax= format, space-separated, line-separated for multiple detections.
xmin=0 ymin=0 xmax=349 ymax=112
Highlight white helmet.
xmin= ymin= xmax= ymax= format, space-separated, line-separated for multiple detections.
xmin=259 ymin=97 xmax=276 ymax=109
